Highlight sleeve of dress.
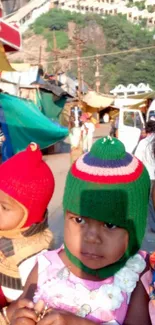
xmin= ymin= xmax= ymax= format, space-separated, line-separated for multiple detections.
xmin=134 ymin=140 xmax=144 ymax=163
xmin=92 ymin=123 xmax=95 ymax=132
xmin=90 ymin=123 xmax=95 ymax=133
xmin=141 ymin=270 xmax=151 ymax=295
xmin=141 ymin=270 xmax=155 ymax=324
xmin=19 ymin=251 xmax=47 ymax=287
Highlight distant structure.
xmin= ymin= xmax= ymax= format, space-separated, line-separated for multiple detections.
xmin=57 ymin=0 xmax=155 ymax=29
xmin=2 ymin=0 xmax=29 ymax=15
xmin=4 ymin=0 xmax=56 ymax=33
xmin=110 ymin=83 xmax=153 ymax=97
xmin=3 ymin=0 xmax=155 ymax=34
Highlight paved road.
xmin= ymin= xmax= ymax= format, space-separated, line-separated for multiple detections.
xmin=45 ymin=124 xmax=155 ymax=252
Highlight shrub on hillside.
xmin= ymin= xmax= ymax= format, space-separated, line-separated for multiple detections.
xmin=43 ymin=30 xmax=69 ymax=51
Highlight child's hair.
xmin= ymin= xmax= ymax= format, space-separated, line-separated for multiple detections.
xmin=0 ymin=143 xmax=55 ymax=227
xmin=145 ymin=120 xmax=155 ymax=135
xmin=145 ymin=120 xmax=155 ymax=160
xmin=63 ymin=136 xmax=150 ymax=278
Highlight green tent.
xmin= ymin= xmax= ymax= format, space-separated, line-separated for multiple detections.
xmin=37 ymin=90 xmax=66 ymax=121
xmin=0 ymin=92 xmax=69 ymax=156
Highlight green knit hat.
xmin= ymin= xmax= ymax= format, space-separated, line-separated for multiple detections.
xmin=63 ymin=136 xmax=150 ymax=278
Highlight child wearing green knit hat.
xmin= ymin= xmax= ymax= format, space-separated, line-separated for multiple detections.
xmin=7 ymin=137 xmax=151 ymax=325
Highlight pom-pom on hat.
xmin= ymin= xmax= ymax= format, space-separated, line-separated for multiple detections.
xmin=63 ymin=136 xmax=150 ymax=278
xmin=0 ymin=143 xmax=55 ymax=228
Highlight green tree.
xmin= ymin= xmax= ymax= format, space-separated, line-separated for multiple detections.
xmin=31 ymin=8 xmax=155 ymax=91
xmin=134 ymin=1 xmax=145 ymax=10
xmin=43 ymin=30 xmax=69 ymax=51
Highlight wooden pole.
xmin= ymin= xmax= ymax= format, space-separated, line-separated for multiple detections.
xmin=77 ymin=40 xmax=82 ymax=100
xmin=38 ymin=45 xmax=42 ymax=66
xmin=53 ymin=29 xmax=57 ymax=52
xmin=52 ymin=30 xmax=59 ymax=85
xmin=51 ymin=30 xmax=73 ymax=85
xmin=95 ymin=54 xmax=100 ymax=93
xmin=73 ymin=28 xmax=85 ymax=101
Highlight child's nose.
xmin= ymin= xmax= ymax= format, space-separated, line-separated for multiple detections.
xmin=84 ymin=227 xmax=101 ymax=244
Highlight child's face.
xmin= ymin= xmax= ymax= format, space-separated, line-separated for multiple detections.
xmin=0 ymin=190 xmax=25 ymax=230
xmin=64 ymin=211 xmax=128 ymax=270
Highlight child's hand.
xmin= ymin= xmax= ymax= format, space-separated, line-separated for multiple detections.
xmin=10 ymin=299 xmax=37 ymax=325
xmin=7 ymin=299 xmax=34 ymax=323
xmin=37 ymin=312 xmax=73 ymax=325
xmin=11 ymin=316 xmax=36 ymax=325
xmin=37 ymin=311 xmax=95 ymax=325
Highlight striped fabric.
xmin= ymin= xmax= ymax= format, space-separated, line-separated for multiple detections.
xmin=72 ymin=152 xmax=143 ymax=184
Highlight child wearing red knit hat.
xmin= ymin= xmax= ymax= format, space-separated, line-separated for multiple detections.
xmin=0 ymin=143 xmax=55 ymax=307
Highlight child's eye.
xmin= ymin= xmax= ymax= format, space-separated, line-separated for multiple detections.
xmin=104 ymin=223 xmax=117 ymax=229
xmin=74 ymin=217 xmax=85 ymax=224
xmin=1 ymin=205 xmax=7 ymax=211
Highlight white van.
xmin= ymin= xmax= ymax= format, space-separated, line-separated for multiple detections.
xmin=146 ymin=100 xmax=155 ymax=122
xmin=118 ymin=100 xmax=155 ymax=153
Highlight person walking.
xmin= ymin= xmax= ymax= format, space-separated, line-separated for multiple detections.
xmin=81 ymin=113 xmax=95 ymax=152
xmin=69 ymin=107 xmax=83 ymax=164
xmin=103 ymin=113 xmax=109 ymax=123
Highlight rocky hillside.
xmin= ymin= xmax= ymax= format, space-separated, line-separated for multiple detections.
xmin=8 ymin=8 xmax=155 ymax=92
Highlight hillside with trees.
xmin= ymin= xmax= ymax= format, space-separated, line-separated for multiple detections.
xmin=28 ymin=9 xmax=155 ymax=92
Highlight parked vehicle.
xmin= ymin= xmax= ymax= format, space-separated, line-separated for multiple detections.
xmin=146 ymin=100 xmax=155 ymax=121
xmin=117 ymin=100 xmax=155 ymax=153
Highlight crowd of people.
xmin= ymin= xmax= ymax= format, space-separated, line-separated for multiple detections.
xmin=0 ymin=114 xmax=155 ymax=324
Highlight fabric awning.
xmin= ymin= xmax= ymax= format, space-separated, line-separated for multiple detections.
xmin=11 ymin=63 xmax=31 ymax=71
xmin=1 ymin=66 xmax=39 ymax=84
xmin=114 ymin=98 xmax=147 ymax=108
xmin=0 ymin=19 xmax=21 ymax=52
xmin=0 ymin=92 xmax=69 ymax=157
xmin=0 ymin=43 xmax=14 ymax=71
xmin=127 ymin=91 xmax=155 ymax=100
xmin=82 ymin=91 xmax=114 ymax=111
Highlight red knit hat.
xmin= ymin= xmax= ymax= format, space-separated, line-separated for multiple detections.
xmin=0 ymin=143 xmax=55 ymax=227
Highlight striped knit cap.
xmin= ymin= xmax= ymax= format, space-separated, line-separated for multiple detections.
xmin=63 ymin=136 xmax=150 ymax=278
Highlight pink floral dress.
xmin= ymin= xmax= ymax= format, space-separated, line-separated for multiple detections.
xmin=141 ymin=269 xmax=155 ymax=324
xmin=34 ymin=246 xmax=146 ymax=325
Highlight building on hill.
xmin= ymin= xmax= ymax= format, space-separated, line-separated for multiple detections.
xmin=145 ymin=0 xmax=155 ymax=7
xmin=127 ymin=7 xmax=149 ymax=23
xmin=4 ymin=0 xmax=56 ymax=33
xmin=147 ymin=12 xmax=155 ymax=27
xmin=2 ymin=0 xmax=155 ymax=31
xmin=57 ymin=0 xmax=155 ymax=28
